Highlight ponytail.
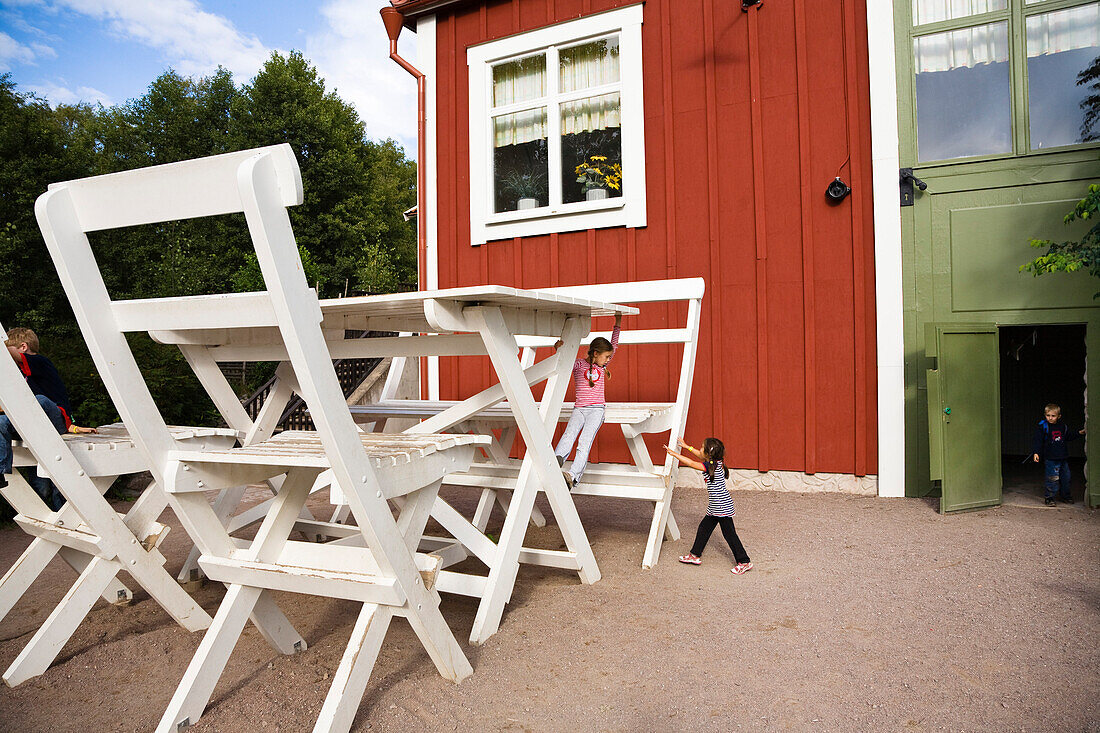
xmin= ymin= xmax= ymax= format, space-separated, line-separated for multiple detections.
xmin=701 ymin=437 xmax=728 ymax=480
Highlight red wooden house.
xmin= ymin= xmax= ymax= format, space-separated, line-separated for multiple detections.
xmin=384 ymin=0 xmax=890 ymax=497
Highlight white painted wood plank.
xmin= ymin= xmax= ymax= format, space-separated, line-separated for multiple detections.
xmin=313 ymin=604 xmax=393 ymax=733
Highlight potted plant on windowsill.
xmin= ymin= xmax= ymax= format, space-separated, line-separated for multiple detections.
xmin=575 ymin=155 xmax=622 ymax=201
xmin=500 ymin=169 xmax=547 ymax=211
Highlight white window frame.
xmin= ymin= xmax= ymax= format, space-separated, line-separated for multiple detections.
xmin=467 ymin=3 xmax=646 ymax=245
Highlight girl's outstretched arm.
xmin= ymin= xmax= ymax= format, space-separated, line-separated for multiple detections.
xmin=677 ymin=437 xmax=705 ymax=459
xmin=664 ymin=445 xmax=705 ymax=472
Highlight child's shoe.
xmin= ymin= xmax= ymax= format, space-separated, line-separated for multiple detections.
xmin=678 ymin=554 xmax=701 ymax=565
xmin=556 ymin=455 xmax=565 ymax=468
xmin=731 ymin=562 xmax=753 ymax=575
xmin=562 ymin=470 xmax=576 ymax=489
xmin=1043 ymin=497 xmax=1056 ymax=506
xmin=1059 ymin=494 xmax=1074 ymax=504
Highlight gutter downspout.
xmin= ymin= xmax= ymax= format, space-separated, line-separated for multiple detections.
xmin=382 ymin=6 xmax=429 ymax=400
xmin=381 ymin=6 xmax=427 ymax=293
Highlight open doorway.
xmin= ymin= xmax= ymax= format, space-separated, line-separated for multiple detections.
xmin=1000 ymin=325 xmax=1087 ymax=504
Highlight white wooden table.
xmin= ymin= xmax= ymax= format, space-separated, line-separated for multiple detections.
xmin=179 ymin=286 xmax=638 ymax=644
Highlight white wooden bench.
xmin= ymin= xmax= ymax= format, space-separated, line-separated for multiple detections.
xmin=352 ymin=278 xmax=704 ymax=569
xmin=0 ymin=353 xmax=236 ymax=688
xmin=35 ymin=144 xmax=490 ymax=732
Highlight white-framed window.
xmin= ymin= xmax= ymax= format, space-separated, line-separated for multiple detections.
xmin=467 ymin=3 xmax=646 ymax=245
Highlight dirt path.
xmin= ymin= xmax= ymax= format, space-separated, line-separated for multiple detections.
xmin=0 ymin=486 xmax=1097 ymax=732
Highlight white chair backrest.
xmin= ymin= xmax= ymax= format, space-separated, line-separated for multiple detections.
xmin=32 ymin=145 xmax=364 ymax=486
xmin=34 ymin=145 xmax=303 ymax=482
xmin=541 ymin=278 xmax=704 ymax=477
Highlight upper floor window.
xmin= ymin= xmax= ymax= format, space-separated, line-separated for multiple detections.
xmin=467 ymin=4 xmax=646 ymax=245
xmin=911 ymin=0 xmax=1099 ymax=163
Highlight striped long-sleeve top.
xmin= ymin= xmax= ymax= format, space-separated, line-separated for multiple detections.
xmin=704 ymin=459 xmax=735 ymax=517
xmin=571 ymin=322 xmax=620 ymax=407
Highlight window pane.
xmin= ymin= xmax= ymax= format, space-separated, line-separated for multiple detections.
xmin=493 ymin=108 xmax=549 ymax=213
xmin=561 ymin=92 xmax=622 ymax=204
xmin=1026 ymin=3 xmax=1100 ymax=148
xmin=914 ymin=22 xmax=1012 ymax=161
xmin=492 ymin=54 xmax=546 ymax=107
xmin=559 ymin=36 xmax=620 ymax=93
xmin=912 ymin=0 xmax=1006 ymax=25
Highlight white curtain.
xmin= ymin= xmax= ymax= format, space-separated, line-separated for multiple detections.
xmin=493 ymin=55 xmax=547 ymax=147
xmin=492 ymin=54 xmax=545 ymax=106
xmin=1026 ymin=4 xmax=1099 ymax=58
xmin=494 ymin=108 xmax=547 ymax=148
xmin=561 ymin=93 xmax=621 ymax=136
xmin=915 ymin=21 xmax=1009 ymax=73
xmin=912 ymin=0 xmax=1006 ymax=26
xmin=492 ymin=36 xmax=623 ymax=148
xmin=559 ymin=37 xmax=620 ymax=92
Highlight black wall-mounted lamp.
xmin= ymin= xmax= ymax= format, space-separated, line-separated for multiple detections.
xmin=742 ymin=0 xmax=763 ymax=11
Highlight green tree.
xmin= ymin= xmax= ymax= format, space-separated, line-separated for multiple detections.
xmin=1021 ymin=183 xmax=1100 ymax=296
xmin=0 ymin=55 xmax=417 ymax=430
xmin=232 ymin=51 xmax=416 ymax=295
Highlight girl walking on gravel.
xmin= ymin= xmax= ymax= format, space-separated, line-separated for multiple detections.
xmin=664 ymin=437 xmax=752 ymax=574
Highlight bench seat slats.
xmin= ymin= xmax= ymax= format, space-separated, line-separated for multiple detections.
xmin=169 ymin=430 xmax=491 ymax=469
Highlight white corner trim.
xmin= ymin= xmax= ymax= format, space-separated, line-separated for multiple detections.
xmin=867 ymin=0 xmax=906 ymax=498
xmin=417 ymin=13 xmax=441 ymax=400
xmin=467 ymin=2 xmax=646 ymax=246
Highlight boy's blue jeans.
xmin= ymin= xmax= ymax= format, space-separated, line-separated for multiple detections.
xmin=1043 ymin=458 xmax=1071 ymax=500
xmin=0 ymin=394 xmax=68 ymax=511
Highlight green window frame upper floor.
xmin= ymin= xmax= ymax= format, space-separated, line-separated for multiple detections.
xmin=900 ymin=0 xmax=1100 ymax=165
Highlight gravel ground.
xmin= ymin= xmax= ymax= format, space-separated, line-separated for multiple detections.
xmin=0 ymin=482 xmax=1097 ymax=732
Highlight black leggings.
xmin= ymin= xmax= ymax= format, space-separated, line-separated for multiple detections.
xmin=690 ymin=515 xmax=750 ymax=563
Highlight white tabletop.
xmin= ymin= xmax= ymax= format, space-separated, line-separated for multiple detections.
xmin=319 ymin=283 xmax=638 ymax=325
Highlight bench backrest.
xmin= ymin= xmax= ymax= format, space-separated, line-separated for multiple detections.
xmin=33 ymin=145 xmax=417 ymax=579
xmin=521 ymin=278 xmax=704 ymax=480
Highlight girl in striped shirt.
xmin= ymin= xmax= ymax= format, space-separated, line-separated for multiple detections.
xmin=554 ymin=314 xmax=622 ymax=488
xmin=664 ymin=437 xmax=752 ymax=574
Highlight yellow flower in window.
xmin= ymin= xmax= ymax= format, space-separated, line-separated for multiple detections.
xmin=575 ymin=155 xmax=624 ymax=193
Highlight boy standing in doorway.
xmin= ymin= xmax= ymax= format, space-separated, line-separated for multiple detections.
xmin=1031 ymin=403 xmax=1086 ymax=506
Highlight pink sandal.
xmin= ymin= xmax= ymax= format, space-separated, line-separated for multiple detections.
xmin=731 ymin=562 xmax=753 ymax=575
xmin=679 ymin=554 xmax=701 ymax=565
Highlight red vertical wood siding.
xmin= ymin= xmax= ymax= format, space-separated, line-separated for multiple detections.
xmin=429 ymin=0 xmax=878 ymax=475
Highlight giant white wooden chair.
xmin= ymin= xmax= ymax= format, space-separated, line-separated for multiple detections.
xmin=0 ymin=321 xmax=235 ymax=688
xmin=35 ymin=144 xmax=489 ymax=732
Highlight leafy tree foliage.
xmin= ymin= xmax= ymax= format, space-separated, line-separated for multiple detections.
xmin=0 ymin=54 xmax=417 ymax=433
xmin=1021 ymin=184 xmax=1100 ymax=297
xmin=1078 ymin=54 xmax=1100 ymax=143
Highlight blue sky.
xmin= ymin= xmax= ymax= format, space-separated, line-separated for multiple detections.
xmin=0 ymin=0 xmax=420 ymax=155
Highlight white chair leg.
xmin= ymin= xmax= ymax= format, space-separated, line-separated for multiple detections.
xmin=123 ymin=552 xmax=211 ymax=632
xmin=178 ymin=485 xmax=247 ymax=583
xmin=3 ymin=556 xmax=119 ymax=686
xmin=0 ymin=538 xmax=61 ymax=622
xmin=250 ymin=590 xmax=308 ymax=655
xmin=312 ymin=604 xmax=393 ymax=733
xmin=643 ymin=485 xmax=676 ymax=570
xmin=156 ymin=583 xmax=264 ymax=733
xmin=58 ymin=546 xmax=132 ymax=605
xmin=664 ymin=508 xmax=681 ymax=541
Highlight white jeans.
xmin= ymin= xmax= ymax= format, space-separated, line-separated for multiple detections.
xmin=554 ymin=405 xmax=605 ymax=480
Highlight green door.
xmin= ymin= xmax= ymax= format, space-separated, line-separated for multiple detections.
xmin=926 ymin=323 xmax=1002 ymax=513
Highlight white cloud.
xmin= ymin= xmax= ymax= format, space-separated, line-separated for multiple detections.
xmin=306 ymin=0 xmax=419 ymax=155
xmin=0 ymin=30 xmax=44 ymax=71
xmin=37 ymin=0 xmax=278 ymax=79
xmin=26 ymin=80 xmax=111 ymax=105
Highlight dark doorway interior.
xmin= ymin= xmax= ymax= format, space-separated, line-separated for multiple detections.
xmin=1000 ymin=325 xmax=1087 ymax=502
